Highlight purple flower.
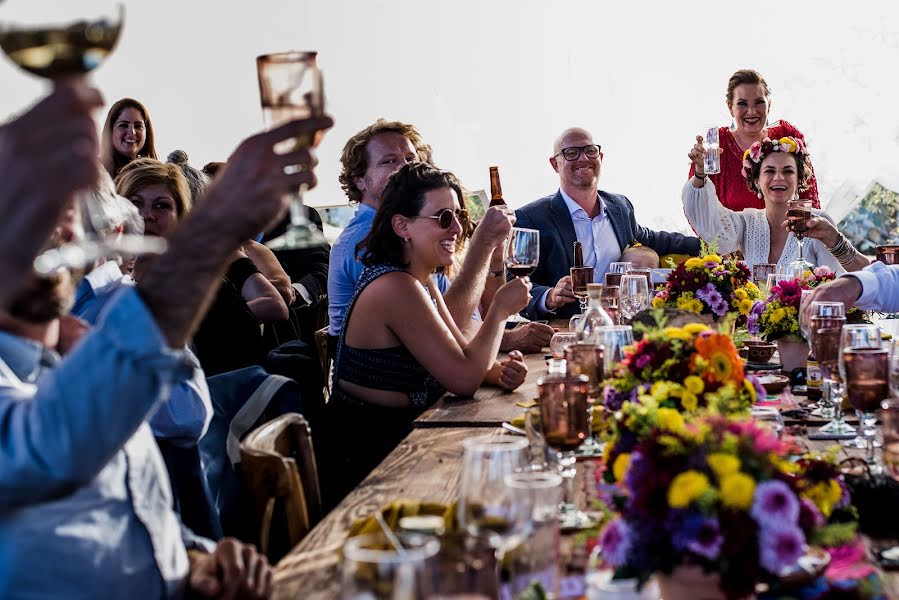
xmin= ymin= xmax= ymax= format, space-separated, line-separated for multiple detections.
xmin=751 ymin=480 xmax=799 ymax=527
xmin=599 ymin=518 xmax=632 ymax=567
xmin=747 ymin=374 xmax=767 ymax=401
xmin=799 ymin=497 xmax=825 ymax=530
xmin=758 ymin=524 xmax=805 ymax=573
xmin=634 ymin=353 xmax=652 ymax=370
xmin=687 ymin=517 xmax=724 ymax=560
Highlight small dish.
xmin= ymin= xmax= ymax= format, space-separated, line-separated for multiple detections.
xmin=742 ymin=340 xmax=777 ymax=364
xmin=756 ymin=373 xmax=790 ymax=395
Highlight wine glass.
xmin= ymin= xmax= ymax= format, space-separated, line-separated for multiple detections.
xmin=549 ymin=331 xmax=577 ymax=359
xmin=256 ymin=51 xmax=327 ymax=250
xmin=604 ymin=261 xmax=632 ymax=288
xmin=809 ymin=302 xmax=854 ymax=435
xmin=570 ymin=266 xmax=594 ymax=314
xmin=600 ymin=285 xmax=620 ymax=325
xmin=752 ymin=263 xmax=776 ymax=295
xmin=505 ymin=227 xmax=539 ymax=323
xmin=786 ymin=199 xmax=814 ymax=273
xmin=799 ymin=289 xmax=815 ymax=342
xmin=619 ymin=274 xmax=650 ymax=323
xmin=599 ymin=325 xmax=634 ymax=377
xmin=0 ymin=2 xmax=169 ymax=274
xmin=537 ymin=372 xmax=593 ymax=530
xmin=340 ymin=532 xmax=440 ymax=599
xmin=840 ymin=325 xmax=887 ymax=465
xmin=766 ymin=272 xmax=789 ymax=297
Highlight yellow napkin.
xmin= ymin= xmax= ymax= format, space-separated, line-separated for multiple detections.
xmin=348 ymin=500 xmax=458 ymax=539
xmin=515 ymin=400 xmax=538 ymax=408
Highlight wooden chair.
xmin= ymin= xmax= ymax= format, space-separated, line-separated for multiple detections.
xmin=240 ymin=413 xmax=322 ymax=562
xmin=313 ymin=326 xmax=335 ymax=396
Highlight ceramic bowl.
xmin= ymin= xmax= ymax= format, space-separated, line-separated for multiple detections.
xmin=743 ymin=340 xmax=776 ymax=364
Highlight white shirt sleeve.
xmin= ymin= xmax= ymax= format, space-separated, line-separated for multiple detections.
xmin=681 ymin=179 xmax=746 ymax=255
xmin=846 ymin=262 xmax=899 ymax=312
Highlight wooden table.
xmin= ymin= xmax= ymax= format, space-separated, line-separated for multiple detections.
xmin=414 ymin=351 xmax=546 ymax=428
xmin=273 ymin=426 xmax=590 ymax=599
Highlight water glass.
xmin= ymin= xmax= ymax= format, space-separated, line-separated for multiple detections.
xmin=619 ymin=274 xmax=650 ymax=323
xmin=549 ymin=331 xmax=577 ymax=359
xmin=604 ymin=261 xmax=632 ymax=288
xmin=458 ymin=436 xmax=530 ymax=548
xmin=766 ymin=272 xmax=789 ymax=295
xmin=840 ymin=324 xmax=887 ymax=467
xmin=752 ymin=263 xmax=777 ymax=294
xmin=600 ymin=285 xmax=620 ymax=325
xmin=503 ymin=471 xmax=563 ymax=598
xmin=340 ymin=532 xmax=440 ymax=599
xmin=599 ymin=325 xmax=635 ymax=376
xmin=703 ymin=127 xmax=721 ymax=175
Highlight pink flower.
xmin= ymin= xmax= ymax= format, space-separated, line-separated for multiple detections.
xmin=749 ymin=142 xmax=762 ymax=162
xmin=813 ymin=266 xmax=834 ymax=279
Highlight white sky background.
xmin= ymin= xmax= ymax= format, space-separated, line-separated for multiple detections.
xmin=4 ymin=1 xmax=899 ymax=233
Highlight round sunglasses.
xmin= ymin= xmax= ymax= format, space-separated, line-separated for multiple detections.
xmin=410 ymin=207 xmax=469 ymax=229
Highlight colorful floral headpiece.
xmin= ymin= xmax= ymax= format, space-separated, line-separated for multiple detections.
xmin=740 ymin=136 xmax=808 ymax=179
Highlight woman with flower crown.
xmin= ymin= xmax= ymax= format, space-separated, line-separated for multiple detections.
xmin=687 ymin=69 xmax=819 ymax=212
xmin=682 ymin=135 xmax=870 ymax=273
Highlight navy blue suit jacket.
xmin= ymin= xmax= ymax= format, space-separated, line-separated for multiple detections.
xmin=514 ymin=190 xmax=701 ymax=319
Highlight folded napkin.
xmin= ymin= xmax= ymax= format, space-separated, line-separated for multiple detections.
xmin=348 ymin=500 xmax=457 ymax=539
xmin=515 ymin=400 xmax=538 ymax=409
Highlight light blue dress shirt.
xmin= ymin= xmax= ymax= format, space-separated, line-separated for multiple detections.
xmin=0 ymin=287 xmax=210 ymax=598
xmin=328 ymin=204 xmax=376 ymax=337
xmin=71 ymin=270 xmax=212 ymax=447
xmin=538 ymin=189 xmax=622 ymax=313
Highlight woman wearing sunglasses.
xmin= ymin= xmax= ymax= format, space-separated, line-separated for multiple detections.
xmin=321 ymin=162 xmax=531 ymax=502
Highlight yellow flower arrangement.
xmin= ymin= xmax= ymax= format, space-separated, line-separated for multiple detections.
xmin=612 ymin=453 xmax=631 ymax=482
xmin=719 ymin=472 xmax=756 ymax=509
xmin=707 ymin=453 xmax=741 ymax=480
xmin=668 ymin=470 xmax=711 ymax=508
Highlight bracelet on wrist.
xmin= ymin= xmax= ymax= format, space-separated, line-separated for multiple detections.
xmin=694 ymin=172 xmax=707 ymax=180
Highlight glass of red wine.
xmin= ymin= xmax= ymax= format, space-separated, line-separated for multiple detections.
xmin=0 ymin=2 xmax=170 ymax=274
xmin=505 ymin=227 xmax=539 ymax=323
xmin=841 ymin=324 xmax=888 ymax=469
xmin=786 ymin=198 xmax=814 ymax=274
xmin=810 ymin=302 xmax=854 ymax=435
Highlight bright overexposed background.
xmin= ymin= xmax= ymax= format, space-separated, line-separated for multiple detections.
xmin=4 ymin=1 xmax=899 ymax=233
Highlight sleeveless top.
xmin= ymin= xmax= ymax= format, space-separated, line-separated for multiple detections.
xmin=332 ymin=264 xmax=444 ymax=408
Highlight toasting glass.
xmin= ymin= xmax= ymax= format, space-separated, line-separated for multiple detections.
xmin=570 ymin=266 xmax=595 ymax=314
xmin=840 ymin=325 xmax=888 ymax=467
xmin=786 ymin=199 xmax=814 ymax=273
xmin=256 ymin=50 xmax=327 ymax=250
xmin=619 ymin=274 xmax=650 ymax=323
xmin=506 ymin=227 xmax=539 ymax=323
xmin=538 ymin=372 xmax=593 ymax=530
xmin=0 ymin=2 xmax=170 ymax=274
xmin=810 ymin=301 xmax=854 ymax=435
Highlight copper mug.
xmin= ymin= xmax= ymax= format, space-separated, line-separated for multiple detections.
xmin=875 ymin=245 xmax=899 ymax=265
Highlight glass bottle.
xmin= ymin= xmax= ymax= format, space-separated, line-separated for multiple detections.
xmin=575 ymin=283 xmax=613 ymax=345
xmin=489 ymin=165 xmax=505 ymax=206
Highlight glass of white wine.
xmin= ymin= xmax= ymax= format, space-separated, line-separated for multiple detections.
xmin=0 ymin=1 xmax=168 ymax=274
xmin=256 ymin=50 xmax=328 ymax=250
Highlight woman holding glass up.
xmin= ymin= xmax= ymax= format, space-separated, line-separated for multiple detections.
xmin=321 ymin=162 xmax=531 ymax=502
xmin=687 ymin=69 xmax=819 ymax=212
xmin=683 ymin=136 xmax=868 ymax=274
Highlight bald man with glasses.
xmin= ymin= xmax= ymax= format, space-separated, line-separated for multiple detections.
xmin=515 ymin=127 xmax=701 ymax=320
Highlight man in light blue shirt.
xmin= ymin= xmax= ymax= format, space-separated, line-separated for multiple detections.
xmin=804 ymin=260 xmax=899 ymax=318
xmin=0 ymin=104 xmax=331 ymax=598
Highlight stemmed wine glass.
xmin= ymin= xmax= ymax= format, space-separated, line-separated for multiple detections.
xmin=340 ymin=532 xmax=440 ymax=599
xmin=604 ymin=261 xmax=632 ymax=288
xmin=840 ymin=325 xmax=888 ymax=467
xmin=809 ymin=302 xmax=855 ymax=435
xmin=538 ymin=372 xmax=593 ymax=530
xmin=505 ymin=227 xmax=539 ymax=323
xmin=619 ymin=274 xmax=650 ymax=323
xmin=256 ymin=50 xmax=327 ymax=250
xmin=0 ymin=2 xmax=169 ymax=274
xmin=786 ymin=199 xmax=814 ymax=274
xmin=753 ymin=263 xmax=776 ymax=295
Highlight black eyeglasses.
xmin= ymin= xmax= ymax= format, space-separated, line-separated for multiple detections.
xmin=555 ymin=144 xmax=601 ymax=161
xmin=411 ymin=207 xmax=468 ymax=229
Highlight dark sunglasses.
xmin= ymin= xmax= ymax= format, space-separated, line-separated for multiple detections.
xmin=411 ymin=207 xmax=468 ymax=229
xmin=555 ymin=144 xmax=601 ymax=161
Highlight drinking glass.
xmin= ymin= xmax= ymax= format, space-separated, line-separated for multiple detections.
xmin=766 ymin=272 xmax=789 ymax=296
xmin=503 ymin=471 xmax=563 ymax=598
xmin=599 ymin=325 xmax=635 ymax=376
xmin=703 ymin=127 xmax=721 ymax=175
xmin=619 ymin=274 xmax=650 ymax=323
xmin=538 ymin=373 xmax=592 ymax=529
xmin=0 ymin=2 xmax=170 ymax=274
xmin=604 ymin=261 xmax=632 ymax=288
xmin=625 ymin=268 xmax=653 ymax=291
xmin=891 ymin=339 xmax=899 ymax=397
xmin=458 ymin=436 xmax=529 ymax=549
xmin=753 ymin=263 xmax=777 ymax=295
xmin=881 ymin=398 xmax=899 ymax=481
xmin=786 ymin=199 xmax=814 ymax=273
xmin=600 ymin=285 xmax=620 ymax=325
xmin=340 ymin=532 xmax=440 ymax=599
xmin=256 ymin=50 xmax=327 ymax=250
xmin=565 ymin=342 xmax=605 ymax=456
xmin=549 ymin=331 xmax=577 ymax=360
xmin=840 ymin=324 xmax=888 ymax=467
xmin=570 ymin=266 xmax=595 ymax=314
xmin=809 ymin=301 xmax=854 ymax=435
xmin=799 ymin=289 xmax=815 ymax=341
xmin=506 ymin=227 xmax=540 ymax=323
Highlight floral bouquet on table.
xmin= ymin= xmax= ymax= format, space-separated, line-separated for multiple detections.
xmin=653 ymin=248 xmax=761 ymax=327
xmin=747 ymin=266 xmax=835 ymax=342
xmin=597 ymin=413 xmax=854 ymax=599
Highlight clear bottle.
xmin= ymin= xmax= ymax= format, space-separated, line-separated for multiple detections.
xmin=575 ymin=283 xmax=613 ymax=345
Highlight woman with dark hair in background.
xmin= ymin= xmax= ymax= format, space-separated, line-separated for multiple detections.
xmin=100 ymin=98 xmax=158 ymax=178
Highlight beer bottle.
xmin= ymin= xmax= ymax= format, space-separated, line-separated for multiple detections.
xmin=573 ymin=241 xmax=584 ymax=268
xmin=489 ymin=166 xmax=505 ymax=207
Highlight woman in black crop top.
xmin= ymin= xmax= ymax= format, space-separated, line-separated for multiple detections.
xmin=320 ymin=163 xmax=531 ymax=507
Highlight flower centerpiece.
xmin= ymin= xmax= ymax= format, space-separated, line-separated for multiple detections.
xmin=747 ymin=266 xmax=836 ymax=343
xmin=653 ymin=250 xmax=761 ymax=327
xmin=598 ymin=413 xmax=852 ymax=599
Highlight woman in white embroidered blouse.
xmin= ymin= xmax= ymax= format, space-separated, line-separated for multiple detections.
xmin=682 ymin=136 xmax=869 ymax=274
